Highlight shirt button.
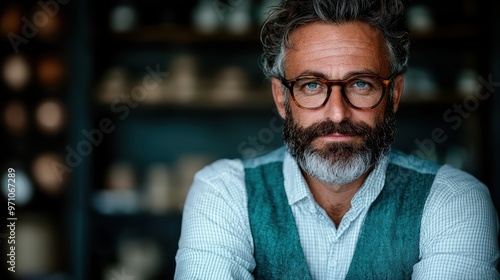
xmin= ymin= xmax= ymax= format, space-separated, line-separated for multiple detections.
xmin=329 ymin=260 xmax=337 ymax=268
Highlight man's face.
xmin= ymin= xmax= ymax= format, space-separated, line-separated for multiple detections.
xmin=271 ymin=21 xmax=404 ymax=185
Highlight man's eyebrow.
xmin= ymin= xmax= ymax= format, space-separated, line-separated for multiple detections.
xmin=289 ymin=71 xmax=329 ymax=80
xmin=291 ymin=69 xmax=380 ymax=80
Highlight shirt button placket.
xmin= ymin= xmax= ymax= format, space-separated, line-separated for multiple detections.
xmin=328 ymin=240 xmax=339 ymax=271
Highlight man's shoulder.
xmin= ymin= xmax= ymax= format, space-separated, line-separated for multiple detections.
xmin=432 ymin=164 xmax=489 ymax=198
xmin=242 ymin=146 xmax=287 ymax=169
xmin=195 ymin=157 xmax=244 ymax=183
xmin=388 ymin=149 xmax=441 ymax=176
xmin=388 ymin=149 xmax=488 ymax=195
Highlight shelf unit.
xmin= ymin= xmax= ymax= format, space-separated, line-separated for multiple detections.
xmin=0 ymin=0 xmax=74 ymax=279
xmin=86 ymin=6 xmax=281 ymax=275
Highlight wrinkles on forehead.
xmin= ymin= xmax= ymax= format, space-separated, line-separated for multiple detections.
xmin=284 ymin=21 xmax=391 ymax=80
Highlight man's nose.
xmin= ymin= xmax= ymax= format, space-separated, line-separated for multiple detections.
xmin=322 ymin=86 xmax=351 ymax=123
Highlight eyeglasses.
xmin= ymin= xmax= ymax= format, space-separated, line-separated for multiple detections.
xmin=281 ymin=74 xmax=392 ymax=110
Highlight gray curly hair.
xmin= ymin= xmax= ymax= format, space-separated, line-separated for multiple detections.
xmin=260 ymin=0 xmax=410 ymax=79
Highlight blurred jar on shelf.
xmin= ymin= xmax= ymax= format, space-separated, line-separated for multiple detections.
xmin=36 ymin=54 xmax=67 ymax=91
xmin=211 ymin=66 xmax=249 ymax=104
xmin=35 ymin=98 xmax=66 ymax=135
xmin=1 ymin=168 xmax=33 ymax=206
xmin=403 ymin=67 xmax=438 ymax=100
xmin=95 ymin=67 xmax=131 ymax=103
xmin=143 ymin=163 xmax=175 ymax=213
xmin=31 ymin=152 xmax=67 ymax=195
xmin=224 ymin=0 xmax=252 ymax=34
xmin=15 ymin=214 xmax=61 ymax=277
xmin=136 ymin=69 xmax=168 ymax=105
xmin=32 ymin=3 xmax=64 ymax=41
xmin=456 ymin=68 xmax=480 ymax=96
xmin=93 ymin=161 xmax=141 ymax=215
xmin=3 ymin=100 xmax=29 ymax=136
xmin=169 ymin=55 xmax=199 ymax=104
xmin=2 ymin=54 xmax=31 ymax=91
xmin=109 ymin=2 xmax=138 ymax=33
xmin=0 ymin=3 xmax=23 ymax=36
xmin=192 ymin=0 xmax=221 ymax=34
xmin=407 ymin=5 xmax=434 ymax=34
xmin=104 ymin=236 xmax=161 ymax=280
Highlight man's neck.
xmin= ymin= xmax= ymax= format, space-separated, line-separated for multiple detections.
xmin=304 ymin=169 xmax=372 ymax=228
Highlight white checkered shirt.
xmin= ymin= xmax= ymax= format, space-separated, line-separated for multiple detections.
xmin=175 ymin=148 xmax=499 ymax=279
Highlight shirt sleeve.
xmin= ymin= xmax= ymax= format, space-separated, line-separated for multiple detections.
xmin=413 ymin=165 xmax=500 ymax=279
xmin=174 ymin=159 xmax=255 ymax=280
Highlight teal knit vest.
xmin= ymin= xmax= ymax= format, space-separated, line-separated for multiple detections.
xmin=244 ymin=151 xmax=438 ymax=279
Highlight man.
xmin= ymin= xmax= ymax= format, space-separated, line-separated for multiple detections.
xmin=175 ymin=0 xmax=499 ymax=279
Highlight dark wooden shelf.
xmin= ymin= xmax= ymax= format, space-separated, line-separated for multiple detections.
xmin=98 ymin=23 xmax=486 ymax=44
xmin=409 ymin=24 xmax=481 ymax=40
xmin=108 ymin=24 xmax=261 ymax=44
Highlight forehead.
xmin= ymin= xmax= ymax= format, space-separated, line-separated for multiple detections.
xmin=284 ymin=21 xmax=390 ymax=79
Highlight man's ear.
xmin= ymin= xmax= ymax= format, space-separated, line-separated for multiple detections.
xmin=271 ymin=77 xmax=287 ymax=119
xmin=391 ymin=74 xmax=404 ymax=113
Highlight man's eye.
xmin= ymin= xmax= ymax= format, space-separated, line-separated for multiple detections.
xmin=305 ymin=83 xmax=320 ymax=89
xmin=354 ymin=81 xmax=368 ymax=88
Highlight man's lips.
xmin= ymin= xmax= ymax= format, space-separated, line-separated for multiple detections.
xmin=318 ymin=133 xmax=359 ymax=141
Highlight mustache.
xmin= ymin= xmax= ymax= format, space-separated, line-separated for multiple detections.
xmin=297 ymin=120 xmax=373 ymax=143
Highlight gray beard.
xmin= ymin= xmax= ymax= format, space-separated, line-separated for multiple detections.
xmin=283 ymin=100 xmax=396 ymax=185
xmin=297 ymin=145 xmax=373 ymax=185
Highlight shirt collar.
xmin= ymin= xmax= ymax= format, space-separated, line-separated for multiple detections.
xmin=351 ymin=153 xmax=389 ymax=208
xmin=283 ymin=151 xmax=311 ymax=205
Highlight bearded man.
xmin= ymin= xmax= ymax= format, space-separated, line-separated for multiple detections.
xmin=175 ymin=0 xmax=499 ymax=279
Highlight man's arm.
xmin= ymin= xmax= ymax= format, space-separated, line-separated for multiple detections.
xmin=413 ymin=165 xmax=500 ymax=279
xmin=175 ymin=159 xmax=255 ymax=280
